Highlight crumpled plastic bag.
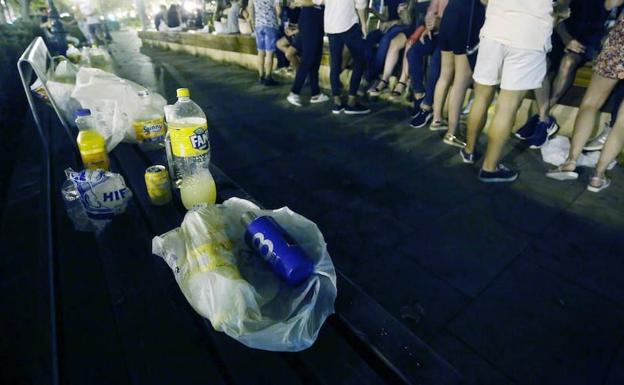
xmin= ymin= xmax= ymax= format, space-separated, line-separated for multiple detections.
xmin=65 ymin=168 xmax=133 ymax=232
xmin=540 ymin=135 xmax=616 ymax=169
xmin=71 ymin=68 xmax=167 ymax=151
xmin=152 ymin=198 xmax=337 ymax=352
xmin=30 ymin=56 xmax=80 ymax=125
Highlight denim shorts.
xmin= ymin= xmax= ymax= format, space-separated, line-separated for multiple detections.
xmin=255 ymin=26 xmax=279 ymax=52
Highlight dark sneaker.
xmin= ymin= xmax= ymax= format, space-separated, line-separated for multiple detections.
xmin=332 ymin=104 xmax=345 ymax=114
xmin=527 ymin=117 xmax=559 ymax=149
xmin=263 ymin=77 xmax=279 ymax=86
xmin=344 ymin=103 xmax=371 ymax=115
xmin=514 ymin=114 xmax=540 ymax=140
xmin=258 ymin=77 xmax=265 ymax=85
xmin=478 ymin=164 xmax=519 ymax=183
xmin=459 ymin=148 xmax=476 ymax=164
xmin=410 ymin=99 xmax=424 ymax=117
xmin=410 ymin=109 xmax=433 ymax=128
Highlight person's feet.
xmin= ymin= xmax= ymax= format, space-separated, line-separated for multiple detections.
xmin=410 ymin=107 xmax=433 ymax=128
xmin=332 ymin=103 xmax=345 ymax=114
xmin=443 ymin=133 xmax=466 ymax=148
xmin=258 ymin=76 xmax=265 ymax=85
xmin=367 ymin=79 xmax=388 ymax=97
xmin=587 ymin=175 xmax=611 ymax=193
xmin=545 ymin=160 xmax=578 ymax=181
xmin=344 ymin=103 xmax=371 ymax=115
xmin=478 ymin=164 xmax=519 ymax=183
xmin=515 ymin=114 xmax=540 ymax=140
xmin=310 ymin=93 xmax=330 ymax=104
xmin=527 ymin=117 xmax=559 ymax=149
xmin=263 ymin=77 xmax=279 ymax=86
xmin=584 ymin=122 xmax=612 ymax=151
xmin=429 ymin=119 xmax=448 ymax=132
xmin=287 ymin=92 xmax=302 ymax=107
xmin=459 ymin=148 xmax=476 ymax=164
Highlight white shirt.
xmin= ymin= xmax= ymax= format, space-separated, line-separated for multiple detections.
xmin=315 ymin=0 xmax=368 ymax=34
xmin=480 ymin=0 xmax=554 ymax=52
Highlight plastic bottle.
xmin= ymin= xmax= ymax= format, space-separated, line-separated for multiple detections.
xmin=180 ymin=169 xmax=217 ymax=209
xmin=241 ymin=212 xmax=315 ymax=286
xmin=133 ymin=90 xmax=166 ymax=151
xmin=75 ymin=108 xmax=110 ymax=171
xmin=164 ymin=88 xmax=211 ymax=188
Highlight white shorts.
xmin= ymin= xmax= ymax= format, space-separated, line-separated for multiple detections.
xmin=473 ymin=38 xmax=547 ymax=91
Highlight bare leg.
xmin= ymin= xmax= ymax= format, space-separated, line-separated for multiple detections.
xmin=549 ymin=53 xmax=583 ymax=107
xmin=265 ymin=51 xmax=275 ymax=78
xmin=446 ymin=54 xmax=472 ymax=136
xmin=380 ymin=33 xmax=407 ymax=82
xmin=466 ymin=82 xmax=496 ymax=154
xmin=567 ymin=73 xmax=619 ymax=164
xmin=482 ymin=89 xmax=528 ymax=172
xmin=534 ymin=74 xmax=551 ymax=122
xmin=593 ymin=101 xmax=624 ymax=177
xmin=286 ymin=47 xmax=300 ymax=68
xmin=433 ymin=51 xmax=455 ymax=123
xmin=257 ymin=50 xmax=266 ymax=78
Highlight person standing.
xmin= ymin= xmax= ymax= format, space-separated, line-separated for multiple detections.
xmin=462 ymin=0 xmax=561 ymax=183
xmin=249 ymin=0 xmax=282 ymax=85
xmin=155 ymin=5 xmax=167 ymax=30
xmin=546 ymin=0 xmax=624 ymax=192
xmin=287 ymin=2 xmax=330 ymax=106
xmin=515 ymin=0 xmax=611 ymax=149
xmin=304 ymin=0 xmax=370 ymax=114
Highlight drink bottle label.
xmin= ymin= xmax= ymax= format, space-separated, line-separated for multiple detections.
xmin=133 ymin=118 xmax=166 ymax=143
xmin=170 ymin=123 xmax=209 ymax=157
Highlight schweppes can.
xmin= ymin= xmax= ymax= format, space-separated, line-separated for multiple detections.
xmin=145 ymin=165 xmax=172 ymax=205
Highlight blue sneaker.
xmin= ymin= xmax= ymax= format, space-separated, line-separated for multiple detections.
xmin=527 ymin=117 xmax=559 ymax=149
xmin=514 ymin=115 xmax=540 ymax=140
xmin=478 ymin=164 xmax=519 ymax=183
xmin=410 ymin=109 xmax=433 ymax=128
xmin=459 ymin=148 xmax=477 ymax=164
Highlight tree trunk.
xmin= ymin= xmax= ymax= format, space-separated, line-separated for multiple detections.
xmin=20 ymin=0 xmax=30 ymax=20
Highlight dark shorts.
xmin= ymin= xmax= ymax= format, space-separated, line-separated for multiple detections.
xmin=286 ymin=34 xmax=303 ymax=52
xmin=437 ymin=0 xmax=485 ymax=69
xmin=548 ymin=33 xmax=603 ymax=72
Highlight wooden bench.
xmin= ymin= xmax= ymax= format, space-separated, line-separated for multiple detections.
xmin=16 ymin=37 xmax=463 ymax=385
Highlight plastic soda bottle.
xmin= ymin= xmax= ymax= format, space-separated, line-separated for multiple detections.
xmin=66 ymin=44 xmax=81 ymax=64
xmin=164 ymin=88 xmax=211 ymax=187
xmin=75 ymin=108 xmax=110 ymax=171
xmin=133 ymin=90 xmax=166 ymax=151
xmin=180 ymin=169 xmax=217 ymax=209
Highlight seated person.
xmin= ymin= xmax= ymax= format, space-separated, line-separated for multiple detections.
xmin=276 ymin=23 xmax=302 ymax=71
xmin=515 ymin=0 xmax=613 ymax=148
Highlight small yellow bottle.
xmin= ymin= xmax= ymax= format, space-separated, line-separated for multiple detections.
xmin=75 ymin=108 xmax=110 ymax=170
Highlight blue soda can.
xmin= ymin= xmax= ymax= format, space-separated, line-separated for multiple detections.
xmin=242 ymin=212 xmax=314 ymax=286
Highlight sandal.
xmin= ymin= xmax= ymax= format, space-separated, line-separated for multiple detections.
xmin=391 ymin=81 xmax=407 ymax=97
xmin=368 ymin=79 xmax=388 ymax=96
xmin=443 ymin=133 xmax=467 ymax=148
xmin=545 ymin=160 xmax=578 ymax=181
xmin=587 ymin=175 xmax=611 ymax=193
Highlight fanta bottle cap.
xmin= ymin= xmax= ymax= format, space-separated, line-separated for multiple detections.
xmin=76 ymin=108 xmax=91 ymax=117
xmin=177 ymin=88 xmax=190 ymax=98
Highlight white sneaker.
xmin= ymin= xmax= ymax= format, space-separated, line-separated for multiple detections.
xmin=287 ymin=92 xmax=302 ymax=107
xmin=584 ymin=123 xmax=612 ymax=151
xmin=310 ymin=93 xmax=330 ymax=104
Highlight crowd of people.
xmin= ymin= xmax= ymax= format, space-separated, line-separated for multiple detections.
xmin=238 ymin=0 xmax=624 ymax=190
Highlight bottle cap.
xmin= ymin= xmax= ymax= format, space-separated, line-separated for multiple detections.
xmin=75 ymin=108 xmax=91 ymax=117
xmin=177 ymin=88 xmax=190 ymax=98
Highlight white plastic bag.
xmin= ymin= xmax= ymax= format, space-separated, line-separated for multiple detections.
xmin=152 ymin=198 xmax=337 ymax=352
xmin=71 ymin=68 xmax=167 ymax=151
xmin=540 ymin=135 xmax=616 ymax=169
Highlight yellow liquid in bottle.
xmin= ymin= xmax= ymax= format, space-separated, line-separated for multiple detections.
xmin=77 ymin=130 xmax=110 ymax=170
xmin=180 ymin=170 xmax=217 ymax=209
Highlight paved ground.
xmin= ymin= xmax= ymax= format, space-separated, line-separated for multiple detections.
xmin=111 ymin=31 xmax=624 ymax=385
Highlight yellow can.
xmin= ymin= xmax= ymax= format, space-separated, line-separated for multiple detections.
xmin=144 ymin=165 xmax=172 ymax=205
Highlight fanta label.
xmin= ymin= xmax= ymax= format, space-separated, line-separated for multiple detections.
xmin=169 ymin=123 xmax=209 ymax=157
